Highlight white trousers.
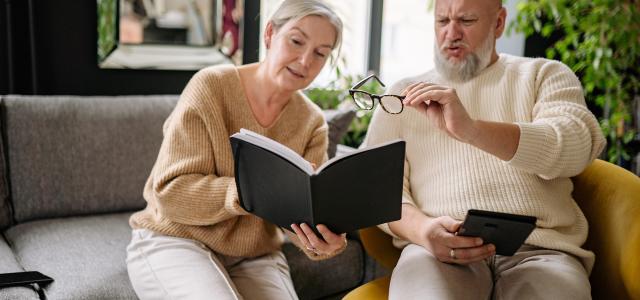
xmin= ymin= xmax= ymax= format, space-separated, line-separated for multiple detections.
xmin=389 ymin=243 xmax=591 ymax=300
xmin=126 ymin=229 xmax=299 ymax=300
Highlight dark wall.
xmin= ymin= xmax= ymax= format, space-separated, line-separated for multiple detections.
xmin=0 ymin=1 xmax=7 ymax=94
xmin=524 ymin=30 xmax=562 ymax=59
xmin=1 ymin=0 xmax=259 ymax=96
xmin=2 ymin=0 xmax=36 ymax=94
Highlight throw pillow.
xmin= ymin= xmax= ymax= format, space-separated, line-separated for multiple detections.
xmin=322 ymin=109 xmax=356 ymax=158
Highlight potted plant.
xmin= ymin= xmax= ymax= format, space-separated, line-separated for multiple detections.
xmin=510 ymin=1 xmax=640 ymax=171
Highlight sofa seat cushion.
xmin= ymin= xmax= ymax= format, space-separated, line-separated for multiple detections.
xmin=4 ymin=212 xmax=364 ymax=299
xmin=284 ymin=240 xmax=364 ymax=300
xmin=0 ymin=238 xmax=39 ymax=299
xmin=4 ymin=212 xmax=137 ymax=299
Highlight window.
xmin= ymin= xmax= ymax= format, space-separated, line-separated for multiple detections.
xmin=379 ymin=0 xmax=435 ymax=85
xmin=258 ymin=0 xmax=525 ymax=87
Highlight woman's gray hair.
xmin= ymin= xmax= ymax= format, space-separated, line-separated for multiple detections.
xmin=268 ymin=0 xmax=343 ymax=62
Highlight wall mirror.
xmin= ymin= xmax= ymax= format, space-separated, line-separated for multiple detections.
xmin=97 ymin=0 xmax=244 ymax=70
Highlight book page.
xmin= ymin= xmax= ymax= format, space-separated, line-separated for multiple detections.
xmin=314 ymin=139 xmax=403 ymax=174
xmin=231 ymin=129 xmax=314 ymax=174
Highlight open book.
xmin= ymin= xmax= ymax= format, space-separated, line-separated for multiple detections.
xmin=230 ymin=129 xmax=405 ymax=234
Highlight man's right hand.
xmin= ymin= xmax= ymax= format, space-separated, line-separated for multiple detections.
xmin=418 ymin=216 xmax=495 ymax=265
xmin=388 ymin=204 xmax=495 ymax=265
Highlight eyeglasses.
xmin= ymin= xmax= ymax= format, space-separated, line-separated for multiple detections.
xmin=349 ymin=74 xmax=405 ymax=114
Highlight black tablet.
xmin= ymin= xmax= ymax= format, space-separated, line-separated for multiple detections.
xmin=457 ymin=209 xmax=537 ymax=256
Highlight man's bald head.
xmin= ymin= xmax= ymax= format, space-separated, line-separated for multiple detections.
xmin=435 ymin=0 xmax=503 ymax=12
xmin=432 ymin=0 xmax=507 ymax=81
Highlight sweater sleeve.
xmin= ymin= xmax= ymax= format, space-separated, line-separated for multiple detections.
xmin=506 ymin=61 xmax=606 ymax=179
xmin=143 ymin=74 xmax=248 ymax=226
xmin=361 ymin=81 xmax=417 ymax=239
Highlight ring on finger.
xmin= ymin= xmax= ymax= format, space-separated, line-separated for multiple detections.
xmin=306 ymin=245 xmax=319 ymax=254
xmin=449 ymin=248 xmax=456 ymax=259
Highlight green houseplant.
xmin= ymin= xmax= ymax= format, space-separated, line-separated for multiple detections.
xmin=97 ymin=0 xmax=118 ymax=63
xmin=510 ymin=1 xmax=640 ymax=166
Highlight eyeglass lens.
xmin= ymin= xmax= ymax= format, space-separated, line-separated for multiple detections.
xmin=380 ymin=96 xmax=403 ymax=114
xmin=352 ymin=92 xmax=403 ymax=114
xmin=352 ymin=92 xmax=375 ymax=109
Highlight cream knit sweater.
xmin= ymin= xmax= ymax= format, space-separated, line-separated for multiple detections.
xmin=130 ymin=65 xmax=335 ymax=260
xmin=363 ymin=54 xmax=606 ymax=271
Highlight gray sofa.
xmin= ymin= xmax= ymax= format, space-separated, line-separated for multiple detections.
xmin=0 ymin=95 xmax=386 ymax=300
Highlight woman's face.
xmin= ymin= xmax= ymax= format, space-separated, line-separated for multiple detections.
xmin=264 ymin=15 xmax=337 ymax=92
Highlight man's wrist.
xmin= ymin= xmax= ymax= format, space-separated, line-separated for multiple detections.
xmin=462 ymin=119 xmax=481 ymax=145
xmin=461 ymin=120 xmax=520 ymax=161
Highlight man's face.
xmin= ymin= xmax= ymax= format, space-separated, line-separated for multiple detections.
xmin=433 ymin=0 xmax=505 ymax=81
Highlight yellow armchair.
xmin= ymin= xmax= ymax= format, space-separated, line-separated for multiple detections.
xmin=344 ymin=159 xmax=640 ymax=300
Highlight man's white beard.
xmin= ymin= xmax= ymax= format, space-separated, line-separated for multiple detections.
xmin=434 ymin=31 xmax=495 ymax=82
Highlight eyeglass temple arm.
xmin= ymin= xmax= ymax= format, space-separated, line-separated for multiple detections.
xmin=352 ymin=74 xmax=386 ymax=90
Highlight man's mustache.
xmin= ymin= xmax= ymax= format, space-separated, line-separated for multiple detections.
xmin=441 ymin=40 xmax=470 ymax=50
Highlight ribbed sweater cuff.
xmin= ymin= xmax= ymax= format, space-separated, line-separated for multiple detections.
xmin=507 ymin=122 xmax=555 ymax=170
xmin=224 ymin=180 xmax=249 ymax=216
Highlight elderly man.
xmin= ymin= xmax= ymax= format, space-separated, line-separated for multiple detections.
xmin=361 ymin=0 xmax=606 ymax=299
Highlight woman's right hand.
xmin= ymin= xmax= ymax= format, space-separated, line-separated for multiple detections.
xmin=291 ymin=223 xmax=347 ymax=257
xmin=418 ymin=216 xmax=495 ymax=265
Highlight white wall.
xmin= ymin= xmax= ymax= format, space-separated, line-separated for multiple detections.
xmin=496 ymin=0 xmax=525 ymax=56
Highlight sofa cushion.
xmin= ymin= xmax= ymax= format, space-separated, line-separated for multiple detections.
xmin=4 ymin=212 xmax=138 ymax=299
xmin=323 ymin=109 xmax=356 ymax=158
xmin=2 ymin=95 xmax=178 ymax=223
xmin=4 ymin=212 xmax=364 ymax=300
xmin=0 ymin=237 xmax=39 ymax=299
xmin=284 ymin=241 xmax=363 ymax=300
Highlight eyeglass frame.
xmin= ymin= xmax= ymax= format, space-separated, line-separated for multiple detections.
xmin=348 ymin=74 xmax=406 ymax=114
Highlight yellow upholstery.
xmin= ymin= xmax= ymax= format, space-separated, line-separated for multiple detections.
xmin=344 ymin=159 xmax=640 ymax=300
xmin=342 ymin=276 xmax=391 ymax=300
xmin=573 ymin=160 xmax=640 ymax=300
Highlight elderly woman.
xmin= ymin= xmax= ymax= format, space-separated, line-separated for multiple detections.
xmin=125 ymin=1 xmax=345 ymax=299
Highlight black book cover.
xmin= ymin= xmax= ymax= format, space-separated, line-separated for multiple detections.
xmin=230 ymin=130 xmax=405 ymax=234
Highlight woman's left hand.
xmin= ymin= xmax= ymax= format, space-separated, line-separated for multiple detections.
xmin=291 ymin=223 xmax=347 ymax=256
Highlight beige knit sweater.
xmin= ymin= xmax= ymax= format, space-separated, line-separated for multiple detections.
xmin=130 ymin=65 xmax=335 ymax=259
xmin=363 ymin=54 xmax=606 ymax=272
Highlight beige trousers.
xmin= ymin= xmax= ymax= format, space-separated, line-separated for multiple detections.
xmin=389 ymin=243 xmax=591 ymax=300
xmin=126 ymin=229 xmax=298 ymax=300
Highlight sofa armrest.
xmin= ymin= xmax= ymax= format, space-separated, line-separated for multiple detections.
xmin=572 ymin=159 xmax=640 ymax=300
xmin=343 ymin=275 xmax=391 ymax=300
xmin=359 ymin=226 xmax=401 ymax=271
